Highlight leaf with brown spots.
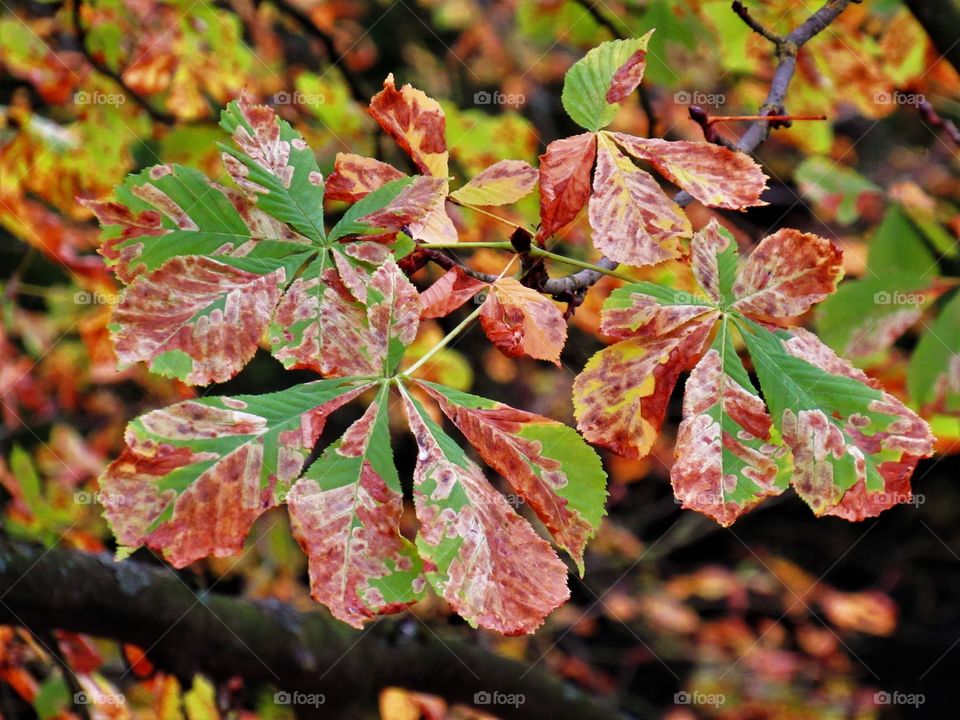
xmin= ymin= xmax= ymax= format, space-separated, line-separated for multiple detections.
xmin=288 ymin=388 xmax=425 ymax=628
xmin=672 ymin=317 xmax=787 ymax=526
xmin=611 ymin=133 xmax=768 ymax=211
xmin=400 ymin=389 xmax=570 ymax=635
xmin=479 ymin=277 xmax=567 ymax=364
xmin=537 ymin=132 xmax=596 ymax=241
xmin=100 ymin=378 xmax=370 ymax=567
xmin=738 ymin=318 xmax=934 ymax=520
xmin=325 ymin=153 xmax=406 ymax=202
xmin=111 ymin=255 xmax=288 ymax=385
xmin=368 ymin=74 xmax=449 ymax=179
xmin=417 ymin=382 xmax=607 ymax=571
xmin=449 ymin=160 xmax=538 ymax=206
xmin=588 ymin=132 xmax=689 ymax=267
xmin=732 ymin=229 xmax=844 ymax=320
xmin=219 ymin=95 xmax=327 ymax=243
xmin=270 ymin=255 xmax=420 ymax=378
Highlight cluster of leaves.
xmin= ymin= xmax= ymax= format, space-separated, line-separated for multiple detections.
xmin=81 ymin=33 xmax=940 ymax=637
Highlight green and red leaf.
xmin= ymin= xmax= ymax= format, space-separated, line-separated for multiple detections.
xmin=287 ymin=389 xmax=425 ymax=628
xmin=111 ymin=255 xmax=286 ymax=385
xmin=417 ymin=381 xmax=607 ymax=570
xmin=400 ymin=389 xmax=570 ymax=635
xmin=100 ymin=379 xmax=370 ymax=567
xmin=672 ymin=318 xmax=786 ymax=526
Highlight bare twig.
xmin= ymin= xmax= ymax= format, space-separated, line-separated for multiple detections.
xmin=731 ymin=1 xmax=785 ymax=45
xmin=919 ymin=100 xmax=960 ymax=145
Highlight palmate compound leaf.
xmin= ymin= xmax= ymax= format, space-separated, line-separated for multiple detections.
xmin=287 ymin=386 xmax=425 ymax=628
xmin=574 ymin=218 xmax=935 ymax=523
xmin=100 ymin=378 xmax=372 ymax=568
xmin=417 ymin=381 xmax=607 ymax=570
xmin=399 ymin=387 xmax=571 ymax=635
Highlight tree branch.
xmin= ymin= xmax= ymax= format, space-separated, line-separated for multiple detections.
xmin=0 ymin=539 xmax=622 ymax=720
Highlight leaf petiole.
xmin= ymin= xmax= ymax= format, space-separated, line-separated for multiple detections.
xmin=400 ymin=303 xmax=485 ymax=379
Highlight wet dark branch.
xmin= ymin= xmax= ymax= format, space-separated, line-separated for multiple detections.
xmin=0 ymin=539 xmax=623 ymax=720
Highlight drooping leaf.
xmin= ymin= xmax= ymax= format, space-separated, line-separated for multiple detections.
xmin=270 ymin=256 xmax=420 ymax=378
xmin=219 ymin=95 xmax=327 ymax=243
xmin=588 ymin=132 xmax=688 ymax=267
xmin=325 ymin=153 xmax=406 ymax=202
xmin=419 ymin=267 xmax=487 ymax=319
xmin=732 ymin=228 xmax=844 ymax=320
xmin=400 ymin=389 xmax=570 ymax=635
xmin=82 ymin=165 xmax=310 ymax=283
xmin=368 ymin=74 xmax=449 ymax=178
xmin=611 ymin=134 xmax=768 ymax=210
xmin=448 ymin=160 xmax=538 ymax=206
xmin=738 ymin=318 xmax=934 ymax=519
xmin=100 ymin=379 xmax=370 ymax=566
xmin=561 ymin=33 xmax=654 ymax=132
xmin=908 ymin=291 xmax=960 ymax=412
xmin=287 ymin=388 xmax=425 ymax=628
xmin=537 ymin=132 xmax=596 ymax=241
xmin=111 ymin=255 xmax=287 ymax=385
xmin=479 ymin=277 xmax=567 ymax=364
xmin=672 ymin=318 xmax=786 ymax=526
xmin=418 ymin=381 xmax=607 ymax=570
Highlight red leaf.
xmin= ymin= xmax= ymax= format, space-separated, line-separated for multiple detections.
xmin=368 ymin=74 xmax=448 ymax=178
xmin=420 ymin=267 xmax=487 ymax=319
xmin=479 ymin=277 xmax=567 ymax=364
xmin=537 ymin=132 xmax=597 ymax=241
xmin=326 ymin=153 xmax=405 ymax=202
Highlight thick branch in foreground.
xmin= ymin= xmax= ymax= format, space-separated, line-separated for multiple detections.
xmin=0 ymin=540 xmax=622 ymax=720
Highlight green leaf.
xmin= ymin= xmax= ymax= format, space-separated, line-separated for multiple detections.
xmin=867 ymin=205 xmax=937 ymax=276
xmin=908 ymin=290 xmax=960 ymax=411
xmin=219 ymin=96 xmax=327 ymax=243
xmin=561 ymin=33 xmax=654 ymax=131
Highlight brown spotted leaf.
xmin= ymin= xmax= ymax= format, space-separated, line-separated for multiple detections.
xmin=325 ymin=153 xmax=405 ymax=202
xmin=672 ymin=318 xmax=786 ymax=526
xmin=449 ymin=160 xmax=538 ymax=206
xmin=537 ymin=133 xmax=597 ymax=241
xmin=400 ymin=389 xmax=570 ymax=635
xmin=368 ymin=74 xmax=449 ymax=179
xmin=588 ymin=132 xmax=689 ymax=267
xmin=479 ymin=277 xmax=567 ymax=364
xmin=738 ymin=319 xmax=934 ymax=520
xmin=732 ymin=229 xmax=844 ymax=320
xmin=417 ymin=382 xmax=607 ymax=570
xmin=100 ymin=379 xmax=370 ymax=566
xmin=611 ymin=133 xmax=768 ymax=210
xmin=112 ymin=255 xmax=285 ymax=385
xmin=287 ymin=389 xmax=425 ymax=628
xmin=574 ymin=316 xmax=715 ymax=459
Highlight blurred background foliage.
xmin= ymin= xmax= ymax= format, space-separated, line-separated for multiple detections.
xmin=1 ymin=0 xmax=959 ymax=718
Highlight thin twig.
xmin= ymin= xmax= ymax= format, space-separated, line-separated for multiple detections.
xmin=731 ymin=1 xmax=785 ymax=45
